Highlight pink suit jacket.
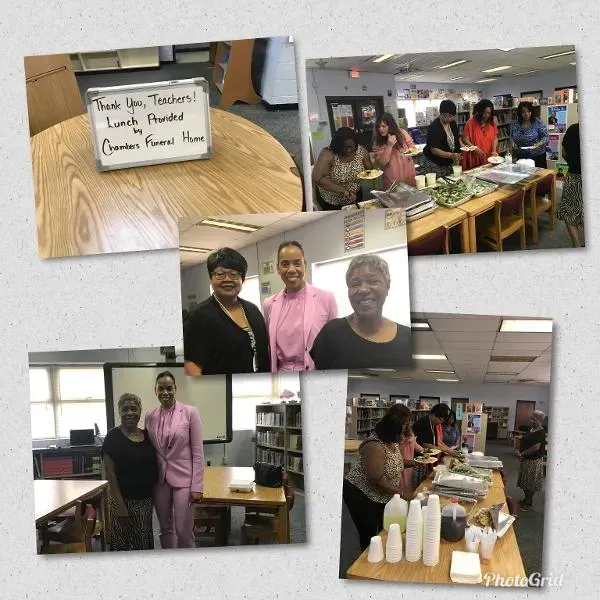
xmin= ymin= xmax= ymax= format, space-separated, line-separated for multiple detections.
xmin=263 ymin=282 xmax=337 ymax=372
xmin=145 ymin=401 xmax=205 ymax=493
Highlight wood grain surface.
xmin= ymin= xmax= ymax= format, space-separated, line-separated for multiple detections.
xmin=31 ymin=110 xmax=302 ymax=258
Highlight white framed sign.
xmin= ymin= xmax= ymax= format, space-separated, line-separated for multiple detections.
xmin=85 ymin=78 xmax=212 ymax=172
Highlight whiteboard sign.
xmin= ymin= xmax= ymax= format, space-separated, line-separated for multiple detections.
xmin=85 ymin=78 xmax=212 ymax=172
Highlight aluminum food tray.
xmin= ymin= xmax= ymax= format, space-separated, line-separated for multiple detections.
xmin=406 ymin=205 xmax=436 ymax=222
xmin=433 ymin=471 xmax=489 ymax=494
xmin=434 ymin=194 xmax=473 ymax=208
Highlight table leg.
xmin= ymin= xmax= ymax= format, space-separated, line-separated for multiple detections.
xmin=530 ymin=189 xmax=539 ymax=246
xmin=459 ymin=219 xmax=472 ymax=253
xmin=468 ymin=216 xmax=478 ymax=253
xmin=277 ymin=504 xmax=290 ymax=544
xmin=100 ymin=488 xmax=109 ymax=550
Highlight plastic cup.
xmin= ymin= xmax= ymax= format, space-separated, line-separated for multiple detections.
xmin=426 ymin=173 xmax=437 ymax=186
xmin=453 ymin=165 xmax=463 ymax=177
xmin=479 ymin=530 xmax=498 ymax=564
xmin=415 ymin=175 xmax=426 ymax=189
xmin=367 ymin=535 xmax=384 ymax=563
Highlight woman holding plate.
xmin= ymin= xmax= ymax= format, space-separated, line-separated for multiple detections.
xmin=510 ymin=101 xmax=548 ymax=168
xmin=421 ymin=99 xmax=463 ymax=177
xmin=460 ymin=99 xmax=499 ymax=169
xmin=371 ymin=113 xmax=417 ymax=188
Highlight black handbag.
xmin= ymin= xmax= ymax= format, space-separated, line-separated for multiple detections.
xmin=253 ymin=461 xmax=283 ymax=487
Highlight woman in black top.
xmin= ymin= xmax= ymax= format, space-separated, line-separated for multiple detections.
xmin=421 ymin=99 xmax=462 ymax=177
xmin=309 ymin=254 xmax=411 ymax=369
xmin=184 ymin=247 xmax=269 ymax=375
xmin=557 ymin=123 xmax=583 ymax=247
xmin=102 ymin=393 xmax=158 ymax=551
xmin=515 ymin=410 xmax=547 ymax=511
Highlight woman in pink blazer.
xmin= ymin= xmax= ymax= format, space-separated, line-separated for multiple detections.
xmin=263 ymin=241 xmax=338 ymax=371
xmin=145 ymin=371 xmax=204 ymax=549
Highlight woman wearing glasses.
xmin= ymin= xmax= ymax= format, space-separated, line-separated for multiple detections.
xmin=183 ymin=248 xmax=270 ymax=375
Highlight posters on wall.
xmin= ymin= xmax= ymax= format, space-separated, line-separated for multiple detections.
xmin=466 ymin=413 xmax=481 ymax=434
xmin=548 ymin=133 xmax=561 ymax=160
xmin=262 ymin=260 xmax=275 ymax=275
xmin=462 ymin=434 xmax=476 ymax=453
xmin=456 ymin=404 xmax=463 ymax=420
xmin=547 ymin=105 xmax=567 ymax=133
xmin=344 ymin=212 xmax=365 ymax=252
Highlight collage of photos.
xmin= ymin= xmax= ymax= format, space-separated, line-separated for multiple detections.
xmin=20 ymin=33 xmax=562 ymax=591
xmin=341 ymin=313 xmax=551 ymax=586
xmin=30 ymin=346 xmax=305 ymax=552
xmin=306 ymin=45 xmax=583 ymax=250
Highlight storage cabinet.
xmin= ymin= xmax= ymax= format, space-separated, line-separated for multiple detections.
xmin=69 ymin=47 xmax=160 ymax=73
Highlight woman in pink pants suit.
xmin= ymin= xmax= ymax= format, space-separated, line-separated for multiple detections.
xmin=145 ymin=371 xmax=204 ymax=549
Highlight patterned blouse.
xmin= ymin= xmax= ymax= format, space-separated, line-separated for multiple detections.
xmin=318 ymin=145 xmax=365 ymax=207
xmin=510 ymin=118 xmax=549 ymax=156
xmin=345 ymin=434 xmax=404 ymax=503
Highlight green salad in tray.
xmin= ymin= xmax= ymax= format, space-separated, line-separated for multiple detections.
xmin=428 ymin=179 xmax=472 ymax=207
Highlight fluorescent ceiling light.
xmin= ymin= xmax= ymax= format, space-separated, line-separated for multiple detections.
xmin=513 ymin=70 xmax=540 ymax=75
xmin=436 ymin=378 xmax=459 ymax=382
xmin=541 ymin=50 xmax=576 ymax=60
xmin=398 ymin=74 xmax=424 ymax=80
xmin=348 ymin=374 xmax=373 ymax=379
xmin=500 ymin=319 xmax=553 ymax=333
xmin=413 ymin=354 xmax=447 ymax=360
xmin=448 ymin=76 xmax=464 ymax=81
xmin=367 ymin=368 xmax=396 ymax=372
xmin=487 ymin=372 xmax=519 ymax=376
xmin=476 ymin=78 xmax=498 ymax=83
xmin=569 ymin=61 xmax=576 ymax=65
xmin=425 ymin=369 xmax=455 ymax=374
xmin=482 ymin=65 xmax=512 ymax=73
xmin=498 ymin=48 xmax=514 ymax=52
xmin=437 ymin=59 xmax=469 ymax=69
xmin=411 ymin=320 xmax=431 ymax=330
xmin=391 ymin=376 xmax=413 ymax=380
xmin=198 ymin=218 xmax=260 ymax=232
xmin=372 ymin=54 xmax=395 ymax=63
xmin=179 ymin=246 xmax=212 ymax=253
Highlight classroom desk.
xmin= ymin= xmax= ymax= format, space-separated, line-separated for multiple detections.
xmin=30 ymin=110 xmax=302 ymax=259
xmin=406 ymin=206 xmax=470 ymax=252
xmin=346 ymin=472 xmax=526 ymax=585
xmin=203 ymin=466 xmax=289 ymax=543
xmin=34 ymin=479 xmax=109 ymax=550
xmin=344 ymin=439 xmax=361 ymax=453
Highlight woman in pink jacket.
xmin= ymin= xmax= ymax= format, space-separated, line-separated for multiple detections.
xmin=145 ymin=371 xmax=204 ymax=549
xmin=263 ymin=241 xmax=337 ymax=372
xmin=371 ymin=113 xmax=417 ymax=189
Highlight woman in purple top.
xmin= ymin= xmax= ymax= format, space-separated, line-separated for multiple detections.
xmin=510 ymin=101 xmax=548 ymax=168
xmin=263 ymin=241 xmax=337 ymax=372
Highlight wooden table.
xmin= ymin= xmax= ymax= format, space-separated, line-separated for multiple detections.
xmin=31 ymin=111 xmax=302 ymax=259
xmin=34 ymin=479 xmax=109 ymax=549
xmin=346 ymin=472 xmax=526 ymax=585
xmin=407 ymin=205 xmax=470 ymax=253
xmin=345 ymin=439 xmax=361 ymax=453
xmin=203 ymin=466 xmax=289 ymax=543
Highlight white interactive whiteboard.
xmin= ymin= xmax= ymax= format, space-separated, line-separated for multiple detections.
xmin=103 ymin=363 xmax=231 ymax=443
xmin=85 ymin=78 xmax=212 ymax=172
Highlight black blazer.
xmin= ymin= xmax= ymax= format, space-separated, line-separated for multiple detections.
xmin=183 ymin=296 xmax=270 ymax=375
xmin=423 ymin=117 xmax=461 ymax=167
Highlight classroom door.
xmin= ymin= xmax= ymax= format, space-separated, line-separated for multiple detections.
xmin=514 ymin=400 xmax=536 ymax=432
xmin=451 ymin=398 xmax=469 ymax=434
xmin=325 ymin=96 xmax=385 ymax=151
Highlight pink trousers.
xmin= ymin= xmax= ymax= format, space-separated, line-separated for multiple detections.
xmin=153 ymin=481 xmax=196 ymax=548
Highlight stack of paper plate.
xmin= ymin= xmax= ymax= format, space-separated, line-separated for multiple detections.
xmin=450 ymin=551 xmax=482 ymax=584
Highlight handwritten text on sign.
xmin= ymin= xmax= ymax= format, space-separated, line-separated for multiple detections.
xmin=87 ymin=80 xmax=211 ymax=170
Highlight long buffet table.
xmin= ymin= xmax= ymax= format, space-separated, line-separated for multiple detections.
xmin=405 ymin=167 xmax=556 ymax=253
xmin=346 ymin=471 xmax=526 ymax=585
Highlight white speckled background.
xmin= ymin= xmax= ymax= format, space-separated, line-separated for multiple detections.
xmin=0 ymin=0 xmax=596 ymax=598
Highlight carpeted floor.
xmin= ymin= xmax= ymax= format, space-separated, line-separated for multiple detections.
xmin=338 ymin=439 xmax=545 ymax=579
xmin=75 ymin=61 xmax=301 ymax=162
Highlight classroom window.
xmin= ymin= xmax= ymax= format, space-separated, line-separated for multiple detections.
xmin=311 ymin=246 xmax=410 ymax=326
xmin=232 ymin=373 xmax=274 ymax=430
xmin=28 ymin=366 xmax=107 ymax=439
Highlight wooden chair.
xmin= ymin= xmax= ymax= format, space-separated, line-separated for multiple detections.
xmin=241 ymin=473 xmax=294 ymax=544
xmin=479 ymin=188 xmax=526 ymax=252
xmin=194 ymin=504 xmax=229 ymax=546
xmin=40 ymin=501 xmax=97 ymax=553
xmin=25 ymin=54 xmax=84 ymax=136
xmin=408 ymin=226 xmax=449 ymax=256
xmin=526 ymin=173 xmax=556 ymax=245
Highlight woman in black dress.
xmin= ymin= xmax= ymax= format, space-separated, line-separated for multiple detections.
xmin=515 ymin=410 xmax=547 ymax=511
xmin=309 ymin=254 xmax=411 ymax=369
xmin=421 ymin=99 xmax=463 ymax=177
xmin=184 ymin=247 xmax=269 ymax=375
xmin=102 ymin=393 xmax=158 ymax=551
xmin=557 ymin=123 xmax=583 ymax=247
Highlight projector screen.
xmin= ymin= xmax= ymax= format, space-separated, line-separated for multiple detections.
xmin=103 ymin=363 xmax=232 ymax=444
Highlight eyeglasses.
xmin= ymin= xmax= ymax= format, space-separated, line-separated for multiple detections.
xmin=212 ymin=270 xmax=242 ymax=281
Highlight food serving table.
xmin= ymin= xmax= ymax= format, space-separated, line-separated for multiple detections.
xmin=346 ymin=471 xmax=526 ymax=585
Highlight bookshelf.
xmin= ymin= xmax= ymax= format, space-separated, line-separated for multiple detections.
xmin=33 ymin=446 xmax=103 ymax=480
xmin=255 ymin=402 xmax=303 ymax=490
xmin=69 ymin=48 xmax=160 ymax=73
xmin=483 ymin=406 xmax=510 ymax=440
xmin=211 ymin=40 xmax=262 ymax=108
